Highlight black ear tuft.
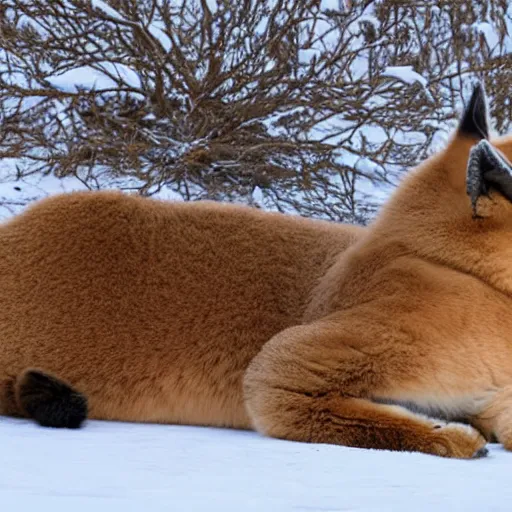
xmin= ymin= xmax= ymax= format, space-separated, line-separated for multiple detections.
xmin=458 ymin=82 xmax=489 ymax=140
xmin=467 ymin=140 xmax=512 ymax=215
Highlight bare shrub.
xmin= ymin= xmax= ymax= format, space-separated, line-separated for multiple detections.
xmin=1 ymin=0 xmax=511 ymax=223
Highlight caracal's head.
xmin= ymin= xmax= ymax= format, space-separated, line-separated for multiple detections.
xmin=370 ymin=83 xmax=512 ymax=296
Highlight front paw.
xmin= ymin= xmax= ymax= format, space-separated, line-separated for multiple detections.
xmin=429 ymin=423 xmax=488 ymax=459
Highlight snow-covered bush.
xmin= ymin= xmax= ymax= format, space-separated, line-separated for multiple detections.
xmin=0 ymin=0 xmax=511 ymax=223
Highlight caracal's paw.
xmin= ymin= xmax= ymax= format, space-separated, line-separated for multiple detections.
xmin=429 ymin=423 xmax=488 ymax=459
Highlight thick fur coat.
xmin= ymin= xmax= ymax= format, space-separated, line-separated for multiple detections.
xmin=2 ymin=84 xmax=512 ymax=459
xmin=0 ymin=192 xmax=362 ymax=428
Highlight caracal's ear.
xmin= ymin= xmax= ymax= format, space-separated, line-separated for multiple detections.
xmin=467 ymin=140 xmax=512 ymax=215
xmin=460 ymin=83 xmax=512 ymax=215
xmin=458 ymin=82 xmax=489 ymax=140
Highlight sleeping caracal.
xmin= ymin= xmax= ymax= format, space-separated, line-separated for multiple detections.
xmin=2 ymin=83 xmax=512 ymax=459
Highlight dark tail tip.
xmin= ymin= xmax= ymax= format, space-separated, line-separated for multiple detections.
xmin=16 ymin=369 xmax=88 ymax=429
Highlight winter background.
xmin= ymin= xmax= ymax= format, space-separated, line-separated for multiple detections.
xmin=4 ymin=0 xmax=512 ymax=222
xmin=2 ymin=0 xmax=512 ymax=510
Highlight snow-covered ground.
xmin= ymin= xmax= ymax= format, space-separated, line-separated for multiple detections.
xmin=0 ymin=163 xmax=183 ymax=220
xmin=0 ymin=416 xmax=509 ymax=511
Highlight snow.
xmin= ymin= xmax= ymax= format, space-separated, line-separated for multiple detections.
xmin=1 ymin=416 xmax=510 ymax=511
xmin=91 ymin=0 xmax=172 ymax=53
xmin=149 ymin=24 xmax=172 ymax=53
xmin=0 ymin=165 xmax=89 ymax=219
xmin=382 ymin=66 xmax=428 ymax=88
xmin=0 ymin=161 xmax=187 ymax=220
xmin=321 ymin=0 xmax=351 ymax=12
xmin=91 ymin=0 xmax=127 ymax=22
xmin=47 ymin=62 xmax=141 ymax=92
xmin=474 ymin=21 xmax=501 ymax=54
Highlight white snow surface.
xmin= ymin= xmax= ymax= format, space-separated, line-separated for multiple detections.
xmin=382 ymin=66 xmax=428 ymax=87
xmin=1 ymin=416 xmax=510 ymax=511
xmin=47 ymin=62 xmax=142 ymax=92
xmin=0 ymin=161 xmax=183 ymax=220
xmin=91 ymin=0 xmax=127 ymax=22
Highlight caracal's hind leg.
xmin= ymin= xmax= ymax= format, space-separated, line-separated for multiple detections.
xmin=243 ymin=319 xmax=487 ymax=459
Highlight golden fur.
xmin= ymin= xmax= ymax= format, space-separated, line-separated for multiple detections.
xmin=3 ymin=84 xmax=512 ymax=458
xmin=0 ymin=194 xmax=361 ymax=428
